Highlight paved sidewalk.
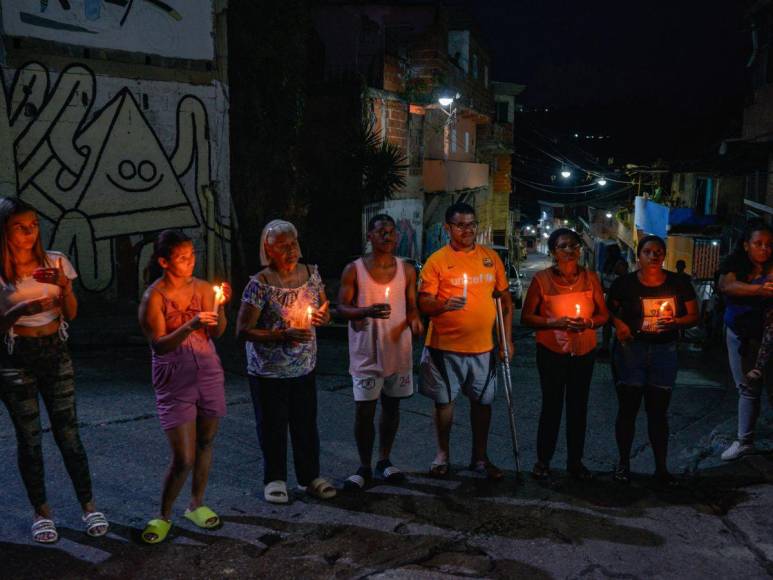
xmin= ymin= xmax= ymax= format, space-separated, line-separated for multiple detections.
xmin=2 ymin=324 xmax=773 ymax=578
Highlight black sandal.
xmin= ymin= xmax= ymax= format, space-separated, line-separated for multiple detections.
xmin=568 ymin=463 xmax=594 ymax=482
xmin=613 ymin=464 xmax=631 ymax=484
xmin=532 ymin=461 xmax=551 ymax=480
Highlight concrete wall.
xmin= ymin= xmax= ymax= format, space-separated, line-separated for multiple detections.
xmin=0 ymin=0 xmax=214 ymax=60
xmin=0 ymin=1 xmax=230 ymax=307
xmin=0 ymin=62 xmax=231 ymax=301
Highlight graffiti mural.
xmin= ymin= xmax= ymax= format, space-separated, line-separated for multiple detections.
xmin=0 ymin=0 xmax=214 ymax=60
xmin=362 ymin=198 xmax=423 ymax=260
xmin=0 ymin=62 xmax=230 ymax=295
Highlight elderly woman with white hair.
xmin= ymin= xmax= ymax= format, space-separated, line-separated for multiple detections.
xmin=235 ymin=219 xmax=335 ymax=504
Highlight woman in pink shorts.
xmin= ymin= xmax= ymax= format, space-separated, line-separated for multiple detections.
xmin=138 ymin=230 xmax=231 ymax=543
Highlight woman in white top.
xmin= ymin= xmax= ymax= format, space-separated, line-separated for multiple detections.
xmin=0 ymin=197 xmax=108 ymax=544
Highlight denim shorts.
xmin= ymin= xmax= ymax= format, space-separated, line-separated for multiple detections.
xmin=612 ymin=339 xmax=678 ymax=389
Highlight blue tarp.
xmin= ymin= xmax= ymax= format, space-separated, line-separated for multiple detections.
xmin=635 ymin=198 xmax=717 ymax=238
xmin=634 ymin=197 xmax=669 ymax=238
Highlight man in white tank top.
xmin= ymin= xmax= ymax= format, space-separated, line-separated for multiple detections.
xmin=337 ymin=214 xmax=423 ymax=489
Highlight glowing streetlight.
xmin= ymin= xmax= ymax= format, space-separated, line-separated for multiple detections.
xmin=560 ymin=165 xmax=572 ymax=179
xmin=438 ymin=97 xmax=454 ymax=107
xmin=597 ymin=177 xmax=608 ymax=186
xmin=605 ymin=212 xmax=613 ymax=219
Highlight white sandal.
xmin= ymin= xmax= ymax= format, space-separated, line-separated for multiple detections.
xmin=264 ymin=480 xmax=289 ymax=504
xmin=31 ymin=518 xmax=58 ymax=544
xmin=299 ymin=477 xmax=337 ymax=500
xmin=83 ymin=511 xmax=109 ymax=537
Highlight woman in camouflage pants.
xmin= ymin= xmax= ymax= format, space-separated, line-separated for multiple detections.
xmin=0 ymin=197 xmax=108 ymax=543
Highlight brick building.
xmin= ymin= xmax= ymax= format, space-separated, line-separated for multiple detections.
xmin=313 ymin=1 xmax=518 ymax=259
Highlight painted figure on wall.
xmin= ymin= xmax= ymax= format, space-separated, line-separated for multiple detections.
xmin=0 ymin=62 xmax=230 ymax=294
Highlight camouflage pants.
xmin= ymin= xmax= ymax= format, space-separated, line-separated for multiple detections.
xmin=0 ymin=334 xmax=92 ymax=509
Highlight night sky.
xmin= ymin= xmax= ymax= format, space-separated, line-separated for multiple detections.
xmin=467 ymin=0 xmax=750 ymax=160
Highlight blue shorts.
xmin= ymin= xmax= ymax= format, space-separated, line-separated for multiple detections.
xmin=419 ymin=347 xmax=496 ymax=405
xmin=612 ymin=340 xmax=678 ymax=389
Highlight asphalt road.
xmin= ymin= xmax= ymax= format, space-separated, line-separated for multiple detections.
xmin=2 ymin=255 xmax=773 ymax=579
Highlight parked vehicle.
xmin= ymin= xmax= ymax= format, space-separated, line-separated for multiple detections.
xmin=492 ymin=244 xmax=524 ymax=309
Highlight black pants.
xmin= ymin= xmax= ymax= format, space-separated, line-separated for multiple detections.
xmin=249 ymin=372 xmax=320 ymax=486
xmin=535 ymin=345 xmax=596 ymax=468
xmin=615 ymin=383 xmax=671 ymax=474
xmin=0 ymin=335 xmax=92 ymax=509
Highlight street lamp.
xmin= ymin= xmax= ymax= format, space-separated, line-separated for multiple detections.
xmin=597 ymin=177 xmax=608 ymax=186
xmin=438 ymin=91 xmax=460 ymax=114
xmin=605 ymin=212 xmax=613 ymax=219
xmin=560 ymin=165 xmax=572 ymax=179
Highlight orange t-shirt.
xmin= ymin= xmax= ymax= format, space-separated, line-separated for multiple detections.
xmin=531 ymin=268 xmax=601 ymax=356
xmin=420 ymin=244 xmax=508 ymax=354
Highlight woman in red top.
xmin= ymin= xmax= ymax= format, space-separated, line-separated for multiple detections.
xmin=521 ymin=228 xmax=608 ymax=481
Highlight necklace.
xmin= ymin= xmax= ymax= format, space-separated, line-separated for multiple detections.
xmin=552 ymin=266 xmax=580 ymax=289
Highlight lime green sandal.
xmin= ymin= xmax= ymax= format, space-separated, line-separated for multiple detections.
xmin=141 ymin=518 xmax=172 ymax=544
xmin=184 ymin=506 xmax=220 ymax=529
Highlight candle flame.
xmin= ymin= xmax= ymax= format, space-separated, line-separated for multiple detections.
xmin=385 ymin=287 xmax=390 ymax=301
xmin=213 ymin=284 xmax=224 ymax=305
xmin=575 ymin=303 xmax=581 ymax=317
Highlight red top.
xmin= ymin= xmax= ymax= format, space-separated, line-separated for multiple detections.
xmin=532 ymin=268 xmax=602 ymax=356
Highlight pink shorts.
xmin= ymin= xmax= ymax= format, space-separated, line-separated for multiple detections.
xmin=153 ymin=353 xmax=226 ymax=431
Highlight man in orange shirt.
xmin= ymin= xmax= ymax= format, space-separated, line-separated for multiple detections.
xmin=418 ymin=202 xmax=514 ymax=479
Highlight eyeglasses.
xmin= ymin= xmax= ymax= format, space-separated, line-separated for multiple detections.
xmin=448 ymin=221 xmax=478 ymax=231
xmin=555 ymin=243 xmax=581 ymax=251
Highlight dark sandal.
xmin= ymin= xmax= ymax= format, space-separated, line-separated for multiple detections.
xmin=429 ymin=462 xmax=449 ymax=478
xmin=469 ymin=460 xmax=504 ymax=480
xmin=532 ymin=462 xmax=551 ymax=480
xmin=568 ymin=463 xmax=594 ymax=482
xmin=613 ymin=465 xmax=631 ymax=484
xmin=343 ymin=467 xmax=371 ymax=490
xmin=376 ymin=460 xmax=405 ymax=483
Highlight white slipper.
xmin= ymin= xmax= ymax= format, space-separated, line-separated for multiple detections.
xmin=264 ymin=480 xmax=289 ymax=504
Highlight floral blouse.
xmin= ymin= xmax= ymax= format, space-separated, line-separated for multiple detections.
xmin=241 ymin=265 xmax=324 ymax=378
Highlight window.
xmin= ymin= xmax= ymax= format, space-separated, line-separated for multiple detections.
xmin=471 ymin=53 xmax=479 ymax=79
xmin=464 ymin=131 xmax=470 ymax=153
xmin=451 ymin=128 xmax=457 ymax=153
xmin=484 ymin=65 xmax=489 ymax=87
xmin=495 ymin=101 xmax=509 ymax=123
xmin=695 ymin=177 xmax=715 ymax=216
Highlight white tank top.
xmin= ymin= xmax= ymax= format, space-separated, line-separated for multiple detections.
xmin=0 ymin=251 xmax=78 ymax=327
xmin=348 ymin=257 xmax=413 ymax=377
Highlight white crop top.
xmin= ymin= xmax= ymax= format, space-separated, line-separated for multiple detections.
xmin=0 ymin=251 xmax=78 ymax=327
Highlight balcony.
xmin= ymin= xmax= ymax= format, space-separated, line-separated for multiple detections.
xmin=423 ymin=159 xmax=489 ymax=192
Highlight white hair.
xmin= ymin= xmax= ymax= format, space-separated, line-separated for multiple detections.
xmin=259 ymin=219 xmax=301 ymax=266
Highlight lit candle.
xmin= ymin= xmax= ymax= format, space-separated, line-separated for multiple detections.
xmin=384 ymin=286 xmax=390 ymax=304
xmin=462 ymin=273 xmax=468 ymax=299
xmin=575 ymin=303 xmax=581 ymax=318
xmin=213 ymin=284 xmax=225 ymax=306
xmin=306 ymin=305 xmax=313 ymax=328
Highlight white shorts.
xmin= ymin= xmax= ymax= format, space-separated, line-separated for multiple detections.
xmin=352 ymin=372 xmax=414 ymax=402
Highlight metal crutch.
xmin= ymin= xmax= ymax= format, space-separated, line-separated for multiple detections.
xmin=495 ymin=296 xmax=521 ymax=479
